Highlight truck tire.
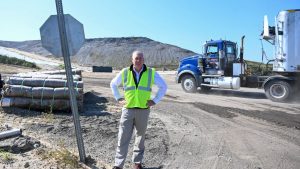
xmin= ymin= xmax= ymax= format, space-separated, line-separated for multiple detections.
xmin=264 ymin=80 xmax=291 ymax=102
xmin=181 ymin=75 xmax=197 ymax=93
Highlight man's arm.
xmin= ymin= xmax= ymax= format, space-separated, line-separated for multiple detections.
xmin=152 ymin=71 xmax=167 ymax=104
xmin=110 ymin=71 xmax=123 ymax=101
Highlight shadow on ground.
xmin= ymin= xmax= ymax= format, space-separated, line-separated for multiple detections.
xmin=192 ymin=102 xmax=300 ymax=130
xmin=198 ymin=88 xmax=266 ymax=99
xmin=82 ymin=91 xmax=112 ymax=116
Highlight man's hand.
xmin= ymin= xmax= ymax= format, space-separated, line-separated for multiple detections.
xmin=117 ymin=98 xmax=126 ymax=105
xmin=146 ymin=100 xmax=156 ymax=108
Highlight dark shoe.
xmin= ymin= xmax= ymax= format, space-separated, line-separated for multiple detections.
xmin=113 ymin=166 xmax=122 ymax=169
xmin=134 ymin=163 xmax=143 ymax=169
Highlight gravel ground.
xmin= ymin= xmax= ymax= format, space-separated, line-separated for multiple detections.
xmin=1 ymin=69 xmax=300 ymax=169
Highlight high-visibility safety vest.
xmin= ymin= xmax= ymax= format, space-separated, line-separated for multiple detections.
xmin=122 ymin=67 xmax=155 ymax=108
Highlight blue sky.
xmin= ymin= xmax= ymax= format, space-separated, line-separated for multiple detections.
xmin=0 ymin=0 xmax=299 ymax=62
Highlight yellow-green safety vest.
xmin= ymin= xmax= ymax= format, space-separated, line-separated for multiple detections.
xmin=122 ymin=67 xmax=155 ymax=108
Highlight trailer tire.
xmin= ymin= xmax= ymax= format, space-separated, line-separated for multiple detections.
xmin=264 ymin=80 xmax=291 ymax=102
xmin=181 ymin=75 xmax=197 ymax=93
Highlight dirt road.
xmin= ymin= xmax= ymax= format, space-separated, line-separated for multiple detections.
xmin=1 ymin=71 xmax=300 ymax=169
xmin=82 ymin=71 xmax=300 ymax=169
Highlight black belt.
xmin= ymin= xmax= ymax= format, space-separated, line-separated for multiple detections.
xmin=127 ymin=107 xmax=149 ymax=109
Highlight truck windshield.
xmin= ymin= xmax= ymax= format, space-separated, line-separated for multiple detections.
xmin=207 ymin=45 xmax=218 ymax=54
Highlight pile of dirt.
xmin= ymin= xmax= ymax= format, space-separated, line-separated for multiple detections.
xmin=0 ymin=37 xmax=196 ymax=69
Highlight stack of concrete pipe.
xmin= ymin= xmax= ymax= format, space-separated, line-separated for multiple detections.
xmin=0 ymin=69 xmax=83 ymax=112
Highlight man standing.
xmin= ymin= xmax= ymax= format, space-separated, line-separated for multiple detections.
xmin=110 ymin=51 xmax=167 ymax=169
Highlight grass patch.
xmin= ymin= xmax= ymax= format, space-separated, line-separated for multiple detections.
xmin=0 ymin=149 xmax=14 ymax=164
xmin=38 ymin=142 xmax=81 ymax=169
xmin=0 ymin=54 xmax=40 ymax=69
xmin=58 ymin=64 xmax=65 ymax=69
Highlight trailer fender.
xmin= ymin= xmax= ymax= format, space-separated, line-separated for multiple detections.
xmin=262 ymin=75 xmax=295 ymax=89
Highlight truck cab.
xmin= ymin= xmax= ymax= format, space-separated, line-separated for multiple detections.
xmin=176 ymin=39 xmax=241 ymax=93
xmin=203 ymin=40 xmax=237 ymax=76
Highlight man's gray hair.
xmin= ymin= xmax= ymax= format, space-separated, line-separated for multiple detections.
xmin=132 ymin=50 xmax=143 ymax=57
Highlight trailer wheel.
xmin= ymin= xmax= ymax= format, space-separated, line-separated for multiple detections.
xmin=265 ymin=80 xmax=291 ymax=102
xmin=181 ymin=75 xmax=197 ymax=93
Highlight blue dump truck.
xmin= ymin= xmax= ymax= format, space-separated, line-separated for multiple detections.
xmin=176 ymin=9 xmax=300 ymax=102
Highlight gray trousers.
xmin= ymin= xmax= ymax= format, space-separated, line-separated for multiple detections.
xmin=114 ymin=107 xmax=150 ymax=168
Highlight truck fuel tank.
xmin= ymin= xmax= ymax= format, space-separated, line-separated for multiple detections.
xmin=203 ymin=76 xmax=240 ymax=89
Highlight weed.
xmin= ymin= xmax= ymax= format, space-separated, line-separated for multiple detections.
xmin=0 ymin=149 xmax=14 ymax=164
xmin=38 ymin=142 xmax=81 ymax=169
xmin=0 ymin=54 xmax=40 ymax=69
xmin=41 ymin=109 xmax=54 ymax=123
xmin=58 ymin=64 xmax=65 ymax=69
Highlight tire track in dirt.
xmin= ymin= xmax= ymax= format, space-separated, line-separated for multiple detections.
xmin=153 ymin=99 xmax=300 ymax=169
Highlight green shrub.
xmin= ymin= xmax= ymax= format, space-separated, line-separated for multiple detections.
xmin=245 ymin=60 xmax=273 ymax=76
xmin=38 ymin=142 xmax=81 ymax=169
xmin=58 ymin=64 xmax=65 ymax=69
xmin=0 ymin=149 xmax=14 ymax=164
xmin=0 ymin=55 xmax=40 ymax=69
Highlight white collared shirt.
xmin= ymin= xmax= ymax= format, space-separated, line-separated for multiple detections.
xmin=132 ymin=66 xmax=144 ymax=83
xmin=110 ymin=68 xmax=167 ymax=104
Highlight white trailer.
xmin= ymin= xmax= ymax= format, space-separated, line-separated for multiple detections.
xmin=262 ymin=9 xmax=300 ymax=102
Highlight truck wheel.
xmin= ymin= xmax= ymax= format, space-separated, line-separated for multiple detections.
xmin=265 ymin=80 xmax=291 ymax=102
xmin=181 ymin=75 xmax=197 ymax=93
